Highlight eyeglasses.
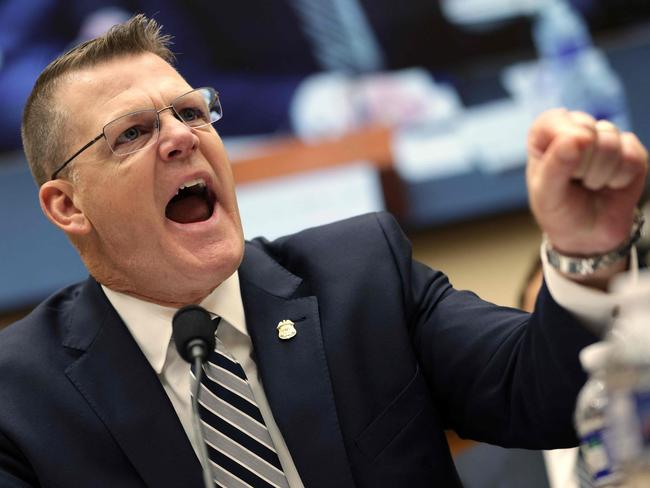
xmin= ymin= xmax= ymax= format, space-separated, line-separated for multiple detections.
xmin=50 ymin=87 xmax=222 ymax=180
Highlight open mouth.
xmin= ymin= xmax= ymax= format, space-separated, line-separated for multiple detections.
xmin=165 ymin=177 xmax=216 ymax=224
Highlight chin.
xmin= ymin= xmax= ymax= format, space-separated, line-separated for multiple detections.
xmin=179 ymin=235 xmax=244 ymax=288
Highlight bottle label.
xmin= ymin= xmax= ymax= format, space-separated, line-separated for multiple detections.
xmin=633 ymin=389 xmax=650 ymax=448
xmin=581 ymin=430 xmax=615 ymax=481
xmin=605 ymin=386 xmax=650 ymax=469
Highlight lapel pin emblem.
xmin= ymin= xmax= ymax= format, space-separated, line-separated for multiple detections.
xmin=277 ymin=319 xmax=297 ymax=340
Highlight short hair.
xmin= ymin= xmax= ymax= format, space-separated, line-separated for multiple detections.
xmin=21 ymin=14 xmax=175 ymax=186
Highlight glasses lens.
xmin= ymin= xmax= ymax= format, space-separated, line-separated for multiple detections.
xmin=173 ymin=88 xmax=222 ymax=128
xmin=104 ymin=110 xmax=159 ymax=155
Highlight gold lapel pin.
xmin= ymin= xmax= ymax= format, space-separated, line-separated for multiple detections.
xmin=277 ymin=319 xmax=297 ymax=340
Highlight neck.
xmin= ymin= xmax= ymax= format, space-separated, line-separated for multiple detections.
xmin=99 ymin=281 xmax=214 ymax=308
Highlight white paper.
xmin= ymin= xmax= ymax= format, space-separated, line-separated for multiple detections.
xmin=236 ymin=162 xmax=384 ymax=240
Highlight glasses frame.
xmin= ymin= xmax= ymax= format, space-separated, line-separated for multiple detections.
xmin=50 ymin=87 xmax=221 ymax=180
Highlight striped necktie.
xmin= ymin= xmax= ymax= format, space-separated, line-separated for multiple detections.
xmin=192 ymin=335 xmax=289 ymax=488
xmin=289 ymin=0 xmax=384 ymax=73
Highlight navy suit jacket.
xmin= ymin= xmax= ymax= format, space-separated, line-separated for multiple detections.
xmin=0 ymin=213 xmax=596 ymax=487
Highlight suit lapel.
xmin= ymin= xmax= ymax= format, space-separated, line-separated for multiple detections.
xmin=62 ymin=279 xmax=203 ymax=487
xmin=239 ymin=243 xmax=356 ymax=488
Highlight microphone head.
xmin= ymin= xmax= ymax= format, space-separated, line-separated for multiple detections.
xmin=172 ymin=305 xmax=218 ymax=363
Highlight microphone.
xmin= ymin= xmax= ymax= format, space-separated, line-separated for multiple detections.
xmin=172 ymin=304 xmax=219 ymax=363
xmin=171 ymin=305 xmax=220 ymax=488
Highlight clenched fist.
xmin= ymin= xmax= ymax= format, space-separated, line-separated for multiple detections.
xmin=527 ymin=109 xmax=648 ymax=268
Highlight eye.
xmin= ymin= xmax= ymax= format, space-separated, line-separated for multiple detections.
xmin=177 ymin=106 xmax=206 ymax=124
xmin=114 ymin=125 xmax=152 ymax=146
xmin=115 ymin=127 xmax=140 ymax=144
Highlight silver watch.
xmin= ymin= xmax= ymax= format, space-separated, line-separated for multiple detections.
xmin=544 ymin=209 xmax=645 ymax=275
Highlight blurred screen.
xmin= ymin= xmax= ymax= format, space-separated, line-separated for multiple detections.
xmin=1 ymin=0 xmax=650 ymax=310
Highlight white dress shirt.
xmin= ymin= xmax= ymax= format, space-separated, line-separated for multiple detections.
xmin=540 ymin=246 xmax=638 ymax=488
xmin=102 ymin=272 xmax=305 ymax=487
xmin=101 ymin=248 xmax=628 ymax=488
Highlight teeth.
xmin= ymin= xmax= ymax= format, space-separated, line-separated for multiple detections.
xmin=176 ymin=178 xmax=206 ymax=194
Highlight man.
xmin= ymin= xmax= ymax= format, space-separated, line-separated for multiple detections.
xmin=0 ymin=14 xmax=647 ymax=488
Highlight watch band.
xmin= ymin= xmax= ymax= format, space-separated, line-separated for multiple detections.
xmin=544 ymin=209 xmax=645 ymax=276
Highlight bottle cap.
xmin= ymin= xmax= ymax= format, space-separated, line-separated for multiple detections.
xmin=579 ymin=341 xmax=612 ymax=373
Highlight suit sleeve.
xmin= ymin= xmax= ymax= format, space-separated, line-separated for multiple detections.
xmin=374 ymin=212 xmax=599 ymax=449
xmin=0 ymin=430 xmax=38 ymax=487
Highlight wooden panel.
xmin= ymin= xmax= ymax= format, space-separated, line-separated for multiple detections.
xmin=230 ymin=126 xmax=407 ymax=217
xmin=230 ymin=126 xmax=393 ymax=183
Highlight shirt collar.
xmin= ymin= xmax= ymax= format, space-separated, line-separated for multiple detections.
xmin=101 ymin=271 xmax=247 ymax=374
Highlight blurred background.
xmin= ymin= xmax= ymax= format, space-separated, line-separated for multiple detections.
xmin=3 ymin=0 xmax=650 ymax=330
xmin=2 ymin=0 xmax=650 ymax=485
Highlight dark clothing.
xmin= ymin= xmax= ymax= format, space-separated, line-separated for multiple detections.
xmin=0 ymin=213 xmax=596 ymax=487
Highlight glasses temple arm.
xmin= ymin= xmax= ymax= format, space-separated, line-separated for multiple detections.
xmin=51 ymin=133 xmax=104 ymax=180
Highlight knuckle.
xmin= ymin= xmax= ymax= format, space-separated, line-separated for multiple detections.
xmin=595 ymin=131 xmax=622 ymax=156
xmin=595 ymin=119 xmax=619 ymax=132
xmin=569 ymin=110 xmax=597 ymax=127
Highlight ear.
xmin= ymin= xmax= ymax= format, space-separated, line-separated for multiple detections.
xmin=39 ymin=180 xmax=92 ymax=236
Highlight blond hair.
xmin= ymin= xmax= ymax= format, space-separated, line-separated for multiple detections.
xmin=21 ymin=14 xmax=175 ymax=185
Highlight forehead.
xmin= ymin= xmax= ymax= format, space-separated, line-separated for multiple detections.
xmin=57 ymin=53 xmax=192 ymax=136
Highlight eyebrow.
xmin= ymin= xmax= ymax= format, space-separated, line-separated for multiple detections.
xmin=100 ymin=87 xmax=197 ymax=126
xmin=103 ymin=104 xmax=154 ymax=127
xmin=99 ymin=90 xmax=158 ymax=125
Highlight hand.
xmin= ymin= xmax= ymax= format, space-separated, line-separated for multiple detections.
xmin=527 ymin=108 xmax=648 ymax=259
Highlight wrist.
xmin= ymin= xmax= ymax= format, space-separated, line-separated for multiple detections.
xmin=544 ymin=208 xmax=644 ymax=280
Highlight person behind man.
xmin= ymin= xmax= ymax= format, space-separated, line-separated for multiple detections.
xmin=0 ymin=14 xmax=647 ymax=488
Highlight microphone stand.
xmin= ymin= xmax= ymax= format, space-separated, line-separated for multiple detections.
xmin=192 ymin=357 xmax=214 ymax=488
xmin=172 ymin=305 xmax=220 ymax=488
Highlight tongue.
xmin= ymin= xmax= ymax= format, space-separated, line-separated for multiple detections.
xmin=165 ymin=194 xmax=211 ymax=224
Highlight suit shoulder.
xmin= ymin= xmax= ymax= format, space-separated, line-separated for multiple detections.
xmin=0 ymin=282 xmax=85 ymax=363
xmin=250 ymin=212 xmax=407 ymax=256
xmin=246 ymin=212 xmax=412 ymax=279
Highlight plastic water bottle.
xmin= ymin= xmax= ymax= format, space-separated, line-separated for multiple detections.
xmin=532 ymin=0 xmax=630 ymax=129
xmin=575 ymin=342 xmax=621 ymax=486
xmin=603 ymin=272 xmax=650 ymax=487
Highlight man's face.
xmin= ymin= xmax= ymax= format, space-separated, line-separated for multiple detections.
xmin=49 ymin=53 xmax=244 ymax=305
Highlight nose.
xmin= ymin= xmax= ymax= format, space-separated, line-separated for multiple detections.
xmin=157 ymin=108 xmax=199 ymax=162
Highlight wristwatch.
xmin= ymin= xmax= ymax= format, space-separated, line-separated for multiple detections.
xmin=544 ymin=209 xmax=645 ymax=276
